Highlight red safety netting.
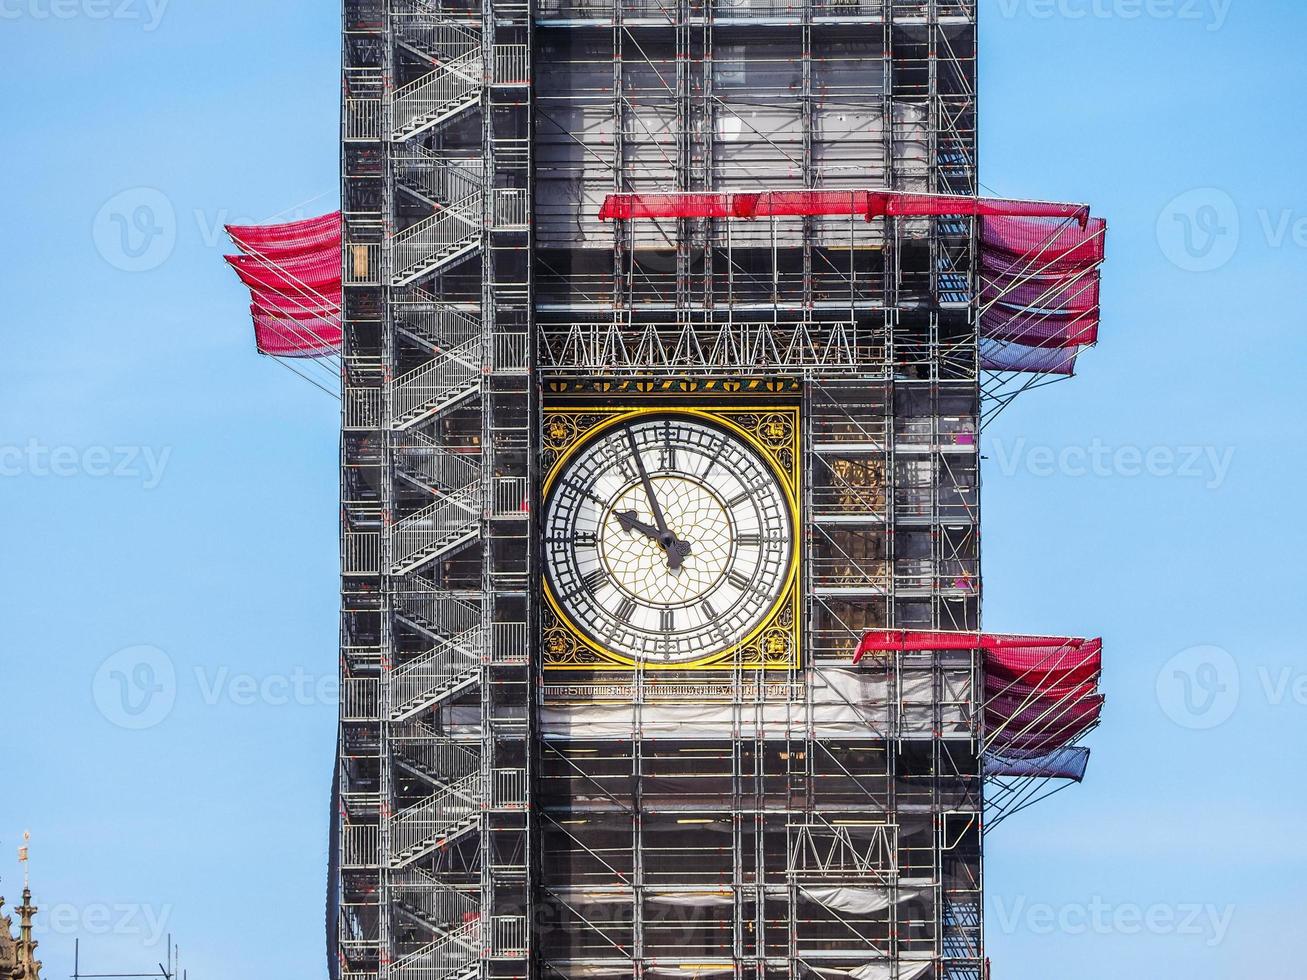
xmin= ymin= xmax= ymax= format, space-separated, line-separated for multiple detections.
xmin=251 ymin=308 xmax=342 ymax=358
xmin=226 ymin=250 xmax=342 ymax=292
xmin=227 ymin=212 xmax=342 ymax=260
xmin=854 ymin=629 xmax=1104 ymax=767
xmin=598 ymin=190 xmax=1090 ymax=225
xmin=980 ymin=268 xmax=1100 ymax=315
xmin=854 ymin=629 xmax=1094 ymax=659
xmin=250 ymin=286 xmax=342 ymax=316
xmin=981 ymin=304 xmax=1099 ymax=349
xmin=224 ymin=212 xmax=343 ymax=359
xmin=979 ymin=216 xmax=1107 ymax=376
xmin=985 ymin=637 xmax=1103 ymax=689
xmin=982 ymin=216 xmax=1106 ymax=271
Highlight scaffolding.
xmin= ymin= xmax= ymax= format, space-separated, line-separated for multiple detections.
xmin=313 ymin=1 xmax=1103 ymax=980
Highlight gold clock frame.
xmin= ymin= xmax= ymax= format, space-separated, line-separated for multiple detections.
xmin=540 ymin=404 xmax=802 ymax=672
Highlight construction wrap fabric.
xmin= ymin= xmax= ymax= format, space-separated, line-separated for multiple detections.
xmin=226 ymin=212 xmax=342 ymax=260
xmin=598 ymin=189 xmax=1090 ymax=224
xmin=979 ymin=215 xmax=1107 ymax=375
xmin=983 ymin=746 xmax=1091 ymax=782
xmin=250 ymin=309 xmax=342 ymax=358
xmin=854 ymin=630 xmax=1104 ymax=772
xmin=854 ymin=629 xmax=1096 ymax=659
xmin=980 ymin=338 xmax=1081 ymax=375
xmin=224 ymin=211 xmax=343 ymax=358
xmin=226 ymin=250 xmax=342 ymax=292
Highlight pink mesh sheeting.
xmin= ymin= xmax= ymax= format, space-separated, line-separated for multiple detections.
xmin=224 ymin=212 xmax=343 ymax=359
xmin=985 ymin=637 xmax=1103 ymax=689
xmin=982 ymin=216 xmax=1106 ymax=271
xmin=251 ymin=308 xmax=343 ymax=358
xmin=981 ymin=304 xmax=1099 ymax=349
xmin=854 ymin=630 xmax=1104 ymax=765
xmin=226 ymin=251 xmax=342 ymax=292
xmin=980 ymin=215 xmax=1107 ymax=375
xmin=980 ymin=268 xmax=1100 ymax=313
xmin=855 ymin=629 xmax=1093 ymax=659
xmin=226 ymin=212 xmax=342 ymax=260
xmin=598 ymin=190 xmax=1090 ymax=224
xmin=251 ymin=286 xmax=342 ymax=317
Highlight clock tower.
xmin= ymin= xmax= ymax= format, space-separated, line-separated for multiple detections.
xmin=335 ymin=3 xmax=989 ymax=980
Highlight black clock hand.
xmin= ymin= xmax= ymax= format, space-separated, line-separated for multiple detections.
xmin=616 ymin=510 xmax=692 ymax=563
xmin=626 ymin=427 xmax=670 ymax=534
xmin=622 ymin=427 xmax=691 ymax=570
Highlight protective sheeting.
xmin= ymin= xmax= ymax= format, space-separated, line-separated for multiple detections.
xmin=224 ymin=212 xmax=343 ymax=359
xmin=983 ymin=746 xmax=1091 ymax=782
xmin=800 ymin=885 xmax=928 ymax=914
xmin=227 ymin=212 xmax=342 ymax=259
xmin=980 ymin=338 xmax=1079 ymax=375
xmin=855 ymin=629 xmax=1093 ymax=659
xmin=985 ymin=637 xmax=1102 ymax=688
xmin=854 ymin=630 xmax=1103 ymax=775
xmin=812 ymin=958 xmax=934 ymax=980
xmin=985 ymin=697 xmax=1103 ymax=755
xmin=979 ymin=215 xmax=1107 ymax=376
xmin=599 ymin=189 xmax=1089 ymax=224
xmin=226 ymin=250 xmax=342 ymax=292
xmin=980 ymin=303 xmax=1098 ymax=349
xmin=537 ymin=667 xmax=970 ymax=741
xmin=250 ymin=308 xmax=342 ymax=358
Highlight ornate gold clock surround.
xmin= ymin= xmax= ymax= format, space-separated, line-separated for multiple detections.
xmin=540 ymin=403 xmax=802 ymax=672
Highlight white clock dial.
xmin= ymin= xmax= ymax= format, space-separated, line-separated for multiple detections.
xmin=544 ymin=414 xmax=794 ymax=663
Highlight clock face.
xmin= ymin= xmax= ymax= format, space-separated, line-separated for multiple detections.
xmin=544 ymin=414 xmax=795 ymax=664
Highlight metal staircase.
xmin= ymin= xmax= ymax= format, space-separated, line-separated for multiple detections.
xmin=396 ymin=431 xmax=481 ymax=495
xmin=389 ymin=922 xmax=482 ymax=980
xmin=391 ymin=48 xmax=483 ymax=142
xmin=390 ymin=337 xmax=483 ymax=426
xmin=391 ymin=484 xmax=483 ymax=574
xmin=391 ymin=201 xmax=483 ymax=287
xmin=391 ymin=868 xmax=479 ymax=937
xmin=396 ymin=150 xmax=484 ymax=212
xmin=392 ymin=583 xmax=483 ymax=718
xmin=338 ymin=0 xmax=533 ymax=975
xmin=389 ymin=763 xmax=483 ymax=864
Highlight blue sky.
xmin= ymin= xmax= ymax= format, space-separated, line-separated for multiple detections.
xmin=1 ymin=2 xmax=1303 ymax=978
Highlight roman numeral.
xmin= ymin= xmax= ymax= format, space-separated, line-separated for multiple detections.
xmin=726 ymin=490 xmax=753 ymax=508
xmin=700 ymin=599 xmax=729 ymax=643
xmin=728 ymin=570 xmax=752 ymax=591
xmin=737 ymin=532 xmax=761 ymax=547
xmin=615 ymin=597 xmax=636 ymax=623
xmin=583 ymin=569 xmax=607 ymax=594
xmin=660 ymin=608 xmax=675 ymax=633
xmin=546 ymin=531 xmax=598 ymax=547
xmin=564 ymin=479 xmax=608 ymax=508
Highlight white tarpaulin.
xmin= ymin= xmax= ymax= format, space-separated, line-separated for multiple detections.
xmin=800 ymin=885 xmax=928 ymax=914
xmin=810 ymin=961 xmax=935 ymax=980
xmin=848 ymin=961 xmax=932 ymax=980
xmin=536 ymin=667 xmax=967 ymax=740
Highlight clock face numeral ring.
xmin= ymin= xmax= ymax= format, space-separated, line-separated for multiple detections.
xmin=543 ymin=412 xmax=795 ymax=664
